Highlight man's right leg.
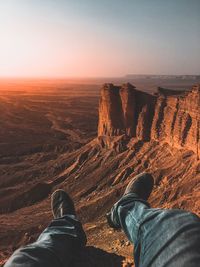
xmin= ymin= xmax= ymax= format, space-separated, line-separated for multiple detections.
xmin=5 ymin=190 xmax=87 ymax=267
xmin=107 ymin=173 xmax=200 ymax=267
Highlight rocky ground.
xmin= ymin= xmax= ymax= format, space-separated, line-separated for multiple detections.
xmin=0 ymin=80 xmax=199 ymax=266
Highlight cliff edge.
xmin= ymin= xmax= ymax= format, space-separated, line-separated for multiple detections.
xmin=98 ymin=83 xmax=200 ymax=158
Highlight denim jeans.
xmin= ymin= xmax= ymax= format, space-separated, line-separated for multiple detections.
xmin=110 ymin=193 xmax=200 ymax=267
xmin=4 ymin=215 xmax=86 ymax=267
xmin=5 ymin=197 xmax=200 ymax=267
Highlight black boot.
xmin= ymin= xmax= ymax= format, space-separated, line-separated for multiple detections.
xmin=106 ymin=173 xmax=154 ymax=229
xmin=51 ymin=189 xmax=75 ymax=219
xmin=123 ymin=172 xmax=154 ymax=200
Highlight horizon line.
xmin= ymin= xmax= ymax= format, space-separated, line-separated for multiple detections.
xmin=0 ymin=74 xmax=200 ymax=80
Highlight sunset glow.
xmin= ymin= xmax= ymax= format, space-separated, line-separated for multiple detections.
xmin=0 ymin=0 xmax=200 ymax=78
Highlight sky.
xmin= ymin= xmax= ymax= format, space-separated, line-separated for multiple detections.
xmin=0 ymin=0 xmax=200 ymax=78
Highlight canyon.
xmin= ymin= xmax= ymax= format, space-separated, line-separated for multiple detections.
xmin=0 ymin=81 xmax=199 ymax=266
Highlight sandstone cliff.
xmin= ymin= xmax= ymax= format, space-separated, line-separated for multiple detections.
xmin=98 ymin=83 xmax=200 ymax=158
xmin=98 ymin=83 xmax=156 ymax=140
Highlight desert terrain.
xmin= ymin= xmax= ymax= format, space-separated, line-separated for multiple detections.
xmin=0 ymin=78 xmax=199 ymax=266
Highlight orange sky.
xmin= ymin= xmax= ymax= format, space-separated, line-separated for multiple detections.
xmin=0 ymin=1 xmax=200 ymax=77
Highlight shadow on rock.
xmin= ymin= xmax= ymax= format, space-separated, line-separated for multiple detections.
xmin=72 ymin=246 xmax=125 ymax=267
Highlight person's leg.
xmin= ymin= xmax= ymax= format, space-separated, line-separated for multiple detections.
xmin=107 ymin=173 xmax=200 ymax=267
xmin=5 ymin=190 xmax=87 ymax=267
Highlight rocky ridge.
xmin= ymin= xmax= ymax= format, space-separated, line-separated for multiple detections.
xmin=98 ymin=83 xmax=200 ymax=158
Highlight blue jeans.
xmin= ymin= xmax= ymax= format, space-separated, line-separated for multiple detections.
xmin=5 ymin=197 xmax=200 ymax=267
xmin=110 ymin=193 xmax=200 ymax=267
xmin=4 ymin=215 xmax=86 ymax=267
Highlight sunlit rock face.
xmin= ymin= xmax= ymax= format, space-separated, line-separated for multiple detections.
xmin=134 ymin=88 xmax=156 ymax=140
xmin=151 ymin=85 xmax=200 ymax=157
xmin=98 ymin=83 xmax=136 ymax=136
xmin=98 ymin=83 xmax=156 ymax=140
xmin=119 ymin=83 xmax=136 ymax=136
xmin=98 ymin=83 xmax=200 ymax=157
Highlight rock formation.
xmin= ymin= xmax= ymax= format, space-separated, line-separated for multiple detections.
xmin=151 ymin=85 xmax=200 ymax=157
xmin=98 ymin=83 xmax=156 ymax=140
xmin=98 ymin=83 xmax=200 ymax=158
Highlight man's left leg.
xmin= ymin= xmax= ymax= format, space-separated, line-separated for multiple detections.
xmin=5 ymin=190 xmax=87 ymax=267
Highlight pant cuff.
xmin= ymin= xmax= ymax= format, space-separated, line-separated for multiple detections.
xmin=110 ymin=193 xmax=150 ymax=228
